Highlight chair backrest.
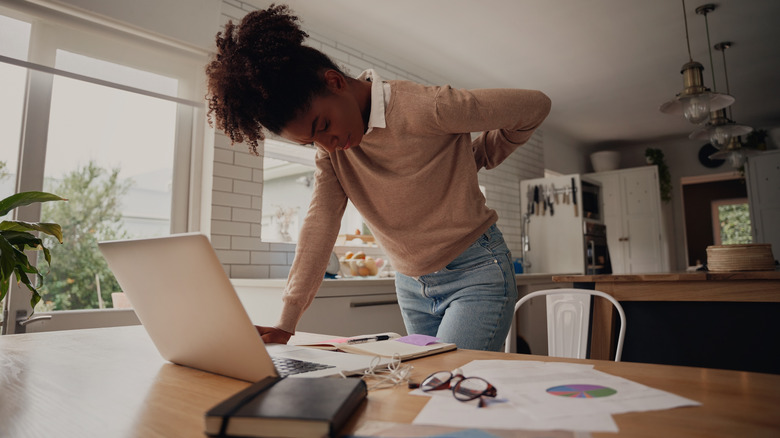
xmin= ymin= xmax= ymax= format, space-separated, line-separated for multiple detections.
xmin=505 ymin=288 xmax=626 ymax=361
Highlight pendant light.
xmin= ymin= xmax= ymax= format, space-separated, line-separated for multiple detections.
xmin=688 ymin=5 xmax=752 ymax=147
xmin=710 ymin=136 xmax=747 ymax=168
xmin=707 ymin=42 xmax=753 ymax=168
xmin=659 ymin=0 xmax=734 ymax=124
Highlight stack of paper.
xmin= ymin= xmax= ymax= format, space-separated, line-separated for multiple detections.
xmin=410 ymin=360 xmax=700 ymax=433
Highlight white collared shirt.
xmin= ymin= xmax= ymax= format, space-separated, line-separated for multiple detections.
xmin=356 ymin=69 xmax=391 ymax=135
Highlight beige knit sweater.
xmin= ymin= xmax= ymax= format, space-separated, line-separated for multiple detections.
xmin=276 ymin=80 xmax=551 ymax=332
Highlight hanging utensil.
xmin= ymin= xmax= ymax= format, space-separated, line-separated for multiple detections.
xmin=534 ymin=185 xmax=540 ymax=215
xmin=571 ymin=177 xmax=578 ymax=217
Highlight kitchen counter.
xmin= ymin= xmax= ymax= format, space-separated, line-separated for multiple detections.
xmin=232 ymin=273 xmax=574 ymax=346
xmin=554 ymin=271 xmax=780 ymax=373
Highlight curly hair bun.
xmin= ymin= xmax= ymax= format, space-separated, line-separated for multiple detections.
xmin=206 ymin=4 xmax=341 ymax=155
xmin=237 ymin=4 xmax=308 ymax=73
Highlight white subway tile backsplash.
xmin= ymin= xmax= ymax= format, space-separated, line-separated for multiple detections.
xmin=211 ymin=234 xmax=231 ymax=249
xmin=211 ymin=219 xmax=250 ymax=236
xmin=269 ymin=243 xmax=296 ymax=252
xmin=213 ymin=147 xmax=234 ymax=164
xmin=214 ymin=133 xmax=234 ymax=149
xmin=212 ymin=191 xmax=252 ymax=208
xmin=212 ymin=176 xmax=233 ymax=192
xmin=215 ymin=249 xmax=250 ymax=264
xmin=269 ymin=265 xmax=291 ymax=279
xmin=233 ymin=180 xmax=262 ymax=196
xmin=231 ymin=236 xmax=269 ymax=251
xmin=213 ymin=162 xmax=252 ymax=181
xmin=250 ymin=251 xmax=271 ymax=265
xmin=212 ymin=205 xmax=231 ymax=221
xmin=234 ymin=150 xmax=263 ymax=168
xmin=231 ymin=264 xmax=270 ymax=279
xmin=232 ymin=207 xmax=262 ymax=223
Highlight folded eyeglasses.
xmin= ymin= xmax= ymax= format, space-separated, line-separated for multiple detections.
xmin=420 ymin=368 xmax=497 ymax=408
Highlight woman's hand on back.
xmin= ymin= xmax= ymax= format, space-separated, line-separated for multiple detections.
xmin=255 ymin=325 xmax=293 ymax=344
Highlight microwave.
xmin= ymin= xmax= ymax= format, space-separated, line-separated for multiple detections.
xmin=580 ymin=178 xmax=602 ymax=222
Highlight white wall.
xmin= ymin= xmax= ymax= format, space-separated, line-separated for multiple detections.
xmin=544 ymin=130 xmax=588 ymax=175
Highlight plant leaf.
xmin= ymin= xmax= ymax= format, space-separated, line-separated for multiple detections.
xmin=0 ymin=276 xmax=8 ymax=302
xmin=0 ymin=221 xmax=64 ymax=243
xmin=0 ymin=191 xmax=67 ymax=218
xmin=1 ymin=230 xmax=43 ymax=250
xmin=14 ymin=265 xmax=42 ymax=315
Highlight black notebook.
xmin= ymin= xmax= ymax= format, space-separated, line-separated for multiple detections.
xmin=205 ymin=376 xmax=367 ymax=438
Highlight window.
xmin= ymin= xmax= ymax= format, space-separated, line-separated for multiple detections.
xmin=262 ymin=139 xmax=373 ymax=249
xmin=0 ymin=5 xmax=207 ymax=333
xmin=0 ymin=14 xmax=30 ymax=200
xmin=681 ymin=173 xmax=748 ymax=266
xmin=712 ymin=198 xmax=752 ymax=245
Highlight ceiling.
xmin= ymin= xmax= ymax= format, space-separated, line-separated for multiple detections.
xmin=250 ymin=0 xmax=780 ymax=151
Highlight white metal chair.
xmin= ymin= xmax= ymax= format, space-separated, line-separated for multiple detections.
xmin=504 ymin=288 xmax=626 ymax=361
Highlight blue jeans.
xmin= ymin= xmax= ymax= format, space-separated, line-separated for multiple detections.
xmin=394 ymin=223 xmax=517 ymax=351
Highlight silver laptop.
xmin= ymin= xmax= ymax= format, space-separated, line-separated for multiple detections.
xmin=98 ymin=232 xmax=392 ymax=382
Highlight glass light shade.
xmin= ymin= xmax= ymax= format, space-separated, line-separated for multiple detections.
xmin=710 ymin=126 xmax=732 ymax=147
xmin=660 ymin=61 xmax=735 ymax=124
xmin=728 ymin=149 xmax=746 ymax=168
xmin=709 ymin=138 xmax=748 ymax=169
xmin=681 ymin=96 xmax=711 ymax=124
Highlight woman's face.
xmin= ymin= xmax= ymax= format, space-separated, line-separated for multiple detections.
xmin=280 ymin=70 xmax=366 ymax=153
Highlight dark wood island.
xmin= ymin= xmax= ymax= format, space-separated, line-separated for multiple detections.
xmin=553 ymin=271 xmax=780 ymax=373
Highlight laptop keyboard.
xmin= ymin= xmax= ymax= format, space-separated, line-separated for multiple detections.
xmin=272 ymin=356 xmax=336 ymax=377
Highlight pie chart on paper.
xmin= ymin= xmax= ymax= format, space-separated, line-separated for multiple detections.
xmin=546 ymin=384 xmax=617 ymax=398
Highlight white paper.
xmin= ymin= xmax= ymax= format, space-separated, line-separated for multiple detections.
xmin=411 ymin=360 xmax=701 ymax=432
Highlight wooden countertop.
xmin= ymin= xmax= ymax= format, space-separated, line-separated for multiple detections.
xmin=553 ymin=270 xmax=780 ymax=283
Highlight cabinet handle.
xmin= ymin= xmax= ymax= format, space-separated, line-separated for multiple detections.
xmin=350 ymin=300 xmax=398 ymax=308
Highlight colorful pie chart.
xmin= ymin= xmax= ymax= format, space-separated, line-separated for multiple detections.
xmin=546 ymin=384 xmax=617 ymax=398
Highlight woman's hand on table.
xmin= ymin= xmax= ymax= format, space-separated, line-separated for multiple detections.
xmin=256 ymin=325 xmax=293 ymax=344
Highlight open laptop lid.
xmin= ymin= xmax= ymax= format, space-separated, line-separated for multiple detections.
xmin=99 ymin=233 xmax=280 ymax=382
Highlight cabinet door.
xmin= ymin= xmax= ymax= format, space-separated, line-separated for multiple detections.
xmin=746 ymin=150 xmax=780 ymax=259
xmin=587 ymin=166 xmax=666 ymax=274
xmin=596 ymin=173 xmax=628 ymax=273
xmin=621 ymin=168 xmax=663 ymax=273
xmin=298 ymin=294 xmax=407 ymax=337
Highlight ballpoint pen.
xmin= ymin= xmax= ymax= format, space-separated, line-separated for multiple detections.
xmin=347 ymin=335 xmax=391 ymax=344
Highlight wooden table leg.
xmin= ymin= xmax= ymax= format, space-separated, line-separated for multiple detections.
xmin=590 ymin=285 xmax=616 ymax=360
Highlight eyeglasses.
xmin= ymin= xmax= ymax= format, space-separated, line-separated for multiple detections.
xmin=420 ymin=369 xmax=497 ymax=408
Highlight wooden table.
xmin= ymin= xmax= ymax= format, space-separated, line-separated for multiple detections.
xmin=1 ymin=326 xmax=780 ymax=437
xmin=553 ymin=271 xmax=780 ymax=369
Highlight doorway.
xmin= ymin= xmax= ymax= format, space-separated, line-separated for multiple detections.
xmin=681 ymin=172 xmax=749 ymax=267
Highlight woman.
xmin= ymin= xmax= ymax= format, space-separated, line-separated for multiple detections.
xmin=206 ymin=4 xmax=551 ymax=351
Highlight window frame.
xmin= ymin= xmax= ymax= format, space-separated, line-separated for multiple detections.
xmin=0 ymin=4 xmax=211 ymax=334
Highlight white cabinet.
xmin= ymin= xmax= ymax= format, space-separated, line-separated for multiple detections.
xmin=232 ymin=278 xmax=407 ymax=337
xmin=746 ymin=150 xmax=780 ymax=261
xmin=586 ymin=166 xmax=669 ymax=274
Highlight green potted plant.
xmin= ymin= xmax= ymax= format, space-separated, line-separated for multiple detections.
xmin=1 ymin=191 xmax=66 ymax=312
xmin=743 ymin=129 xmax=769 ymax=151
xmin=645 ymin=148 xmax=672 ymax=203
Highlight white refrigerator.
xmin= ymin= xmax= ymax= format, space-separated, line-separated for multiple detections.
xmin=519 ymin=174 xmax=605 ymax=274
